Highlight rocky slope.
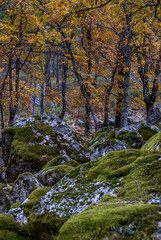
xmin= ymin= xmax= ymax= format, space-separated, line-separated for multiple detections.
xmin=0 ymin=114 xmax=161 ymax=240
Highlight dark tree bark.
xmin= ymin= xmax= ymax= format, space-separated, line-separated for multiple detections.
xmin=0 ymin=102 xmax=4 ymax=130
xmin=59 ymin=61 xmax=68 ymax=119
xmin=40 ymin=84 xmax=44 ymax=116
xmin=115 ymin=43 xmax=125 ymax=128
xmin=120 ymin=13 xmax=133 ymax=127
xmin=57 ymin=25 xmax=99 ymax=132
xmin=104 ymin=66 xmax=117 ymax=127
xmin=45 ymin=52 xmax=51 ymax=94
xmin=52 ymin=54 xmax=55 ymax=78
xmin=9 ymin=51 xmax=15 ymax=125
xmin=84 ymin=27 xmax=92 ymax=136
xmin=137 ymin=53 xmax=160 ymax=119
xmin=56 ymin=54 xmax=60 ymax=91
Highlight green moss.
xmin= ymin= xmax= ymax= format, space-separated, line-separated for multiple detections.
xmin=41 ymin=164 xmax=74 ymax=176
xmin=0 ymin=213 xmax=30 ymax=240
xmin=10 ymin=202 xmax=21 ymax=209
xmin=105 ymin=130 xmax=116 ymax=140
xmin=138 ymin=125 xmax=158 ymax=141
xmin=86 ymin=149 xmax=161 ymax=199
xmin=42 ymin=155 xmax=79 ymax=169
xmin=58 ymin=202 xmax=161 ymax=240
xmin=24 ymin=186 xmax=50 ymax=216
xmin=141 ymin=131 xmax=161 ymax=151
xmin=116 ymin=131 xmax=142 ymax=149
xmin=27 ymin=212 xmax=66 ymax=240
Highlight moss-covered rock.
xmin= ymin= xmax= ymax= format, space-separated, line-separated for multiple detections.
xmin=141 ymin=131 xmax=161 ymax=151
xmin=0 ymin=184 xmax=12 ymax=212
xmin=2 ymin=115 xmax=89 ymax=182
xmin=138 ymin=124 xmax=158 ymax=141
xmin=23 ymin=186 xmax=51 ymax=216
xmin=116 ymin=130 xmax=143 ymax=148
xmin=58 ymin=202 xmax=161 ymax=240
xmin=19 ymin=149 xmax=161 ymax=239
xmin=10 ymin=173 xmax=42 ymax=204
xmin=36 ymin=164 xmax=74 ymax=186
xmin=0 ymin=213 xmax=31 ymax=240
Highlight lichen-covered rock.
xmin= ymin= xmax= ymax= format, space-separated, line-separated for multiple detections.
xmin=90 ymin=139 xmax=127 ymax=161
xmin=147 ymin=107 xmax=161 ymax=124
xmin=10 ymin=149 xmax=161 ymax=238
xmin=138 ymin=123 xmax=158 ymax=141
xmin=88 ymin=129 xmax=128 ymax=160
xmin=58 ymin=202 xmax=161 ymax=240
xmin=88 ymin=124 xmax=159 ymax=161
xmin=10 ymin=173 xmax=42 ymax=204
xmin=0 ymin=184 xmax=12 ymax=213
xmin=141 ymin=131 xmax=161 ymax=151
xmin=36 ymin=164 xmax=74 ymax=186
xmin=115 ymin=130 xmax=143 ymax=148
xmin=2 ymin=115 xmax=89 ymax=182
xmin=0 ymin=213 xmax=31 ymax=240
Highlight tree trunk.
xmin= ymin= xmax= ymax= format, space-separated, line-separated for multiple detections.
xmin=56 ymin=54 xmax=59 ymax=91
xmin=8 ymin=51 xmax=15 ymax=125
xmin=52 ymin=54 xmax=55 ymax=78
xmin=120 ymin=13 xmax=132 ymax=127
xmin=104 ymin=66 xmax=117 ymax=127
xmin=59 ymin=61 xmax=67 ymax=119
xmin=60 ymin=28 xmax=99 ymax=131
xmin=45 ymin=52 xmax=51 ymax=94
xmin=40 ymin=84 xmax=44 ymax=115
xmin=0 ymin=101 xmax=4 ymax=130
xmin=137 ymin=53 xmax=160 ymax=119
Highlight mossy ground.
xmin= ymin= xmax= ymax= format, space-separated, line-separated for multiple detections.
xmin=58 ymin=202 xmax=161 ymax=240
xmin=24 ymin=149 xmax=161 ymax=239
xmin=0 ymin=213 xmax=31 ymax=240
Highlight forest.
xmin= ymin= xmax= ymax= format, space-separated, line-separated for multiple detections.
xmin=0 ymin=0 xmax=160 ymax=135
xmin=0 ymin=1 xmax=161 ymax=240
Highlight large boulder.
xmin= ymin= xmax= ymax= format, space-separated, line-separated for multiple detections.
xmin=2 ymin=115 xmax=89 ymax=182
xmin=8 ymin=149 xmax=161 ymax=239
xmin=147 ymin=107 xmax=161 ymax=124
xmin=59 ymin=202 xmax=161 ymax=240
xmin=88 ymin=124 xmax=159 ymax=161
xmin=10 ymin=173 xmax=42 ymax=204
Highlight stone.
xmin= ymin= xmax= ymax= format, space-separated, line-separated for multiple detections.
xmin=2 ymin=115 xmax=89 ymax=182
xmin=147 ymin=107 xmax=161 ymax=124
xmin=11 ymin=149 xmax=161 ymax=239
xmin=90 ymin=139 xmax=127 ymax=161
xmin=10 ymin=173 xmax=42 ymax=204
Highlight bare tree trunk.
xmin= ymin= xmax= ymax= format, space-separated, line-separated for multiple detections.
xmin=85 ymin=27 xmax=92 ymax=136
xmin=0 ymin=101 xmax=4 ymax=130
xmin=40 ymin=84 xmax=44 ymax=116
xmin=45 ymin=52 xmax=51 ymax=94
xmin=59 ymin=61 xmax=68 ymax=119
xmin=137 ymin=53 xmax=160 ymax=119
xmin=121 ymin=13 xmax=132 ymax=127
xmin=59 ymin=27 xmax=99 ymax=131
xmin=8 ymin=51 xmax=15 ymax=125
xmin=52 ymin=54 xmax=55 ymax=78
xmin=56 ymin=54 xmax=59 ymax=91
xmin=104 ymin=66 xmax=117 ymax=127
